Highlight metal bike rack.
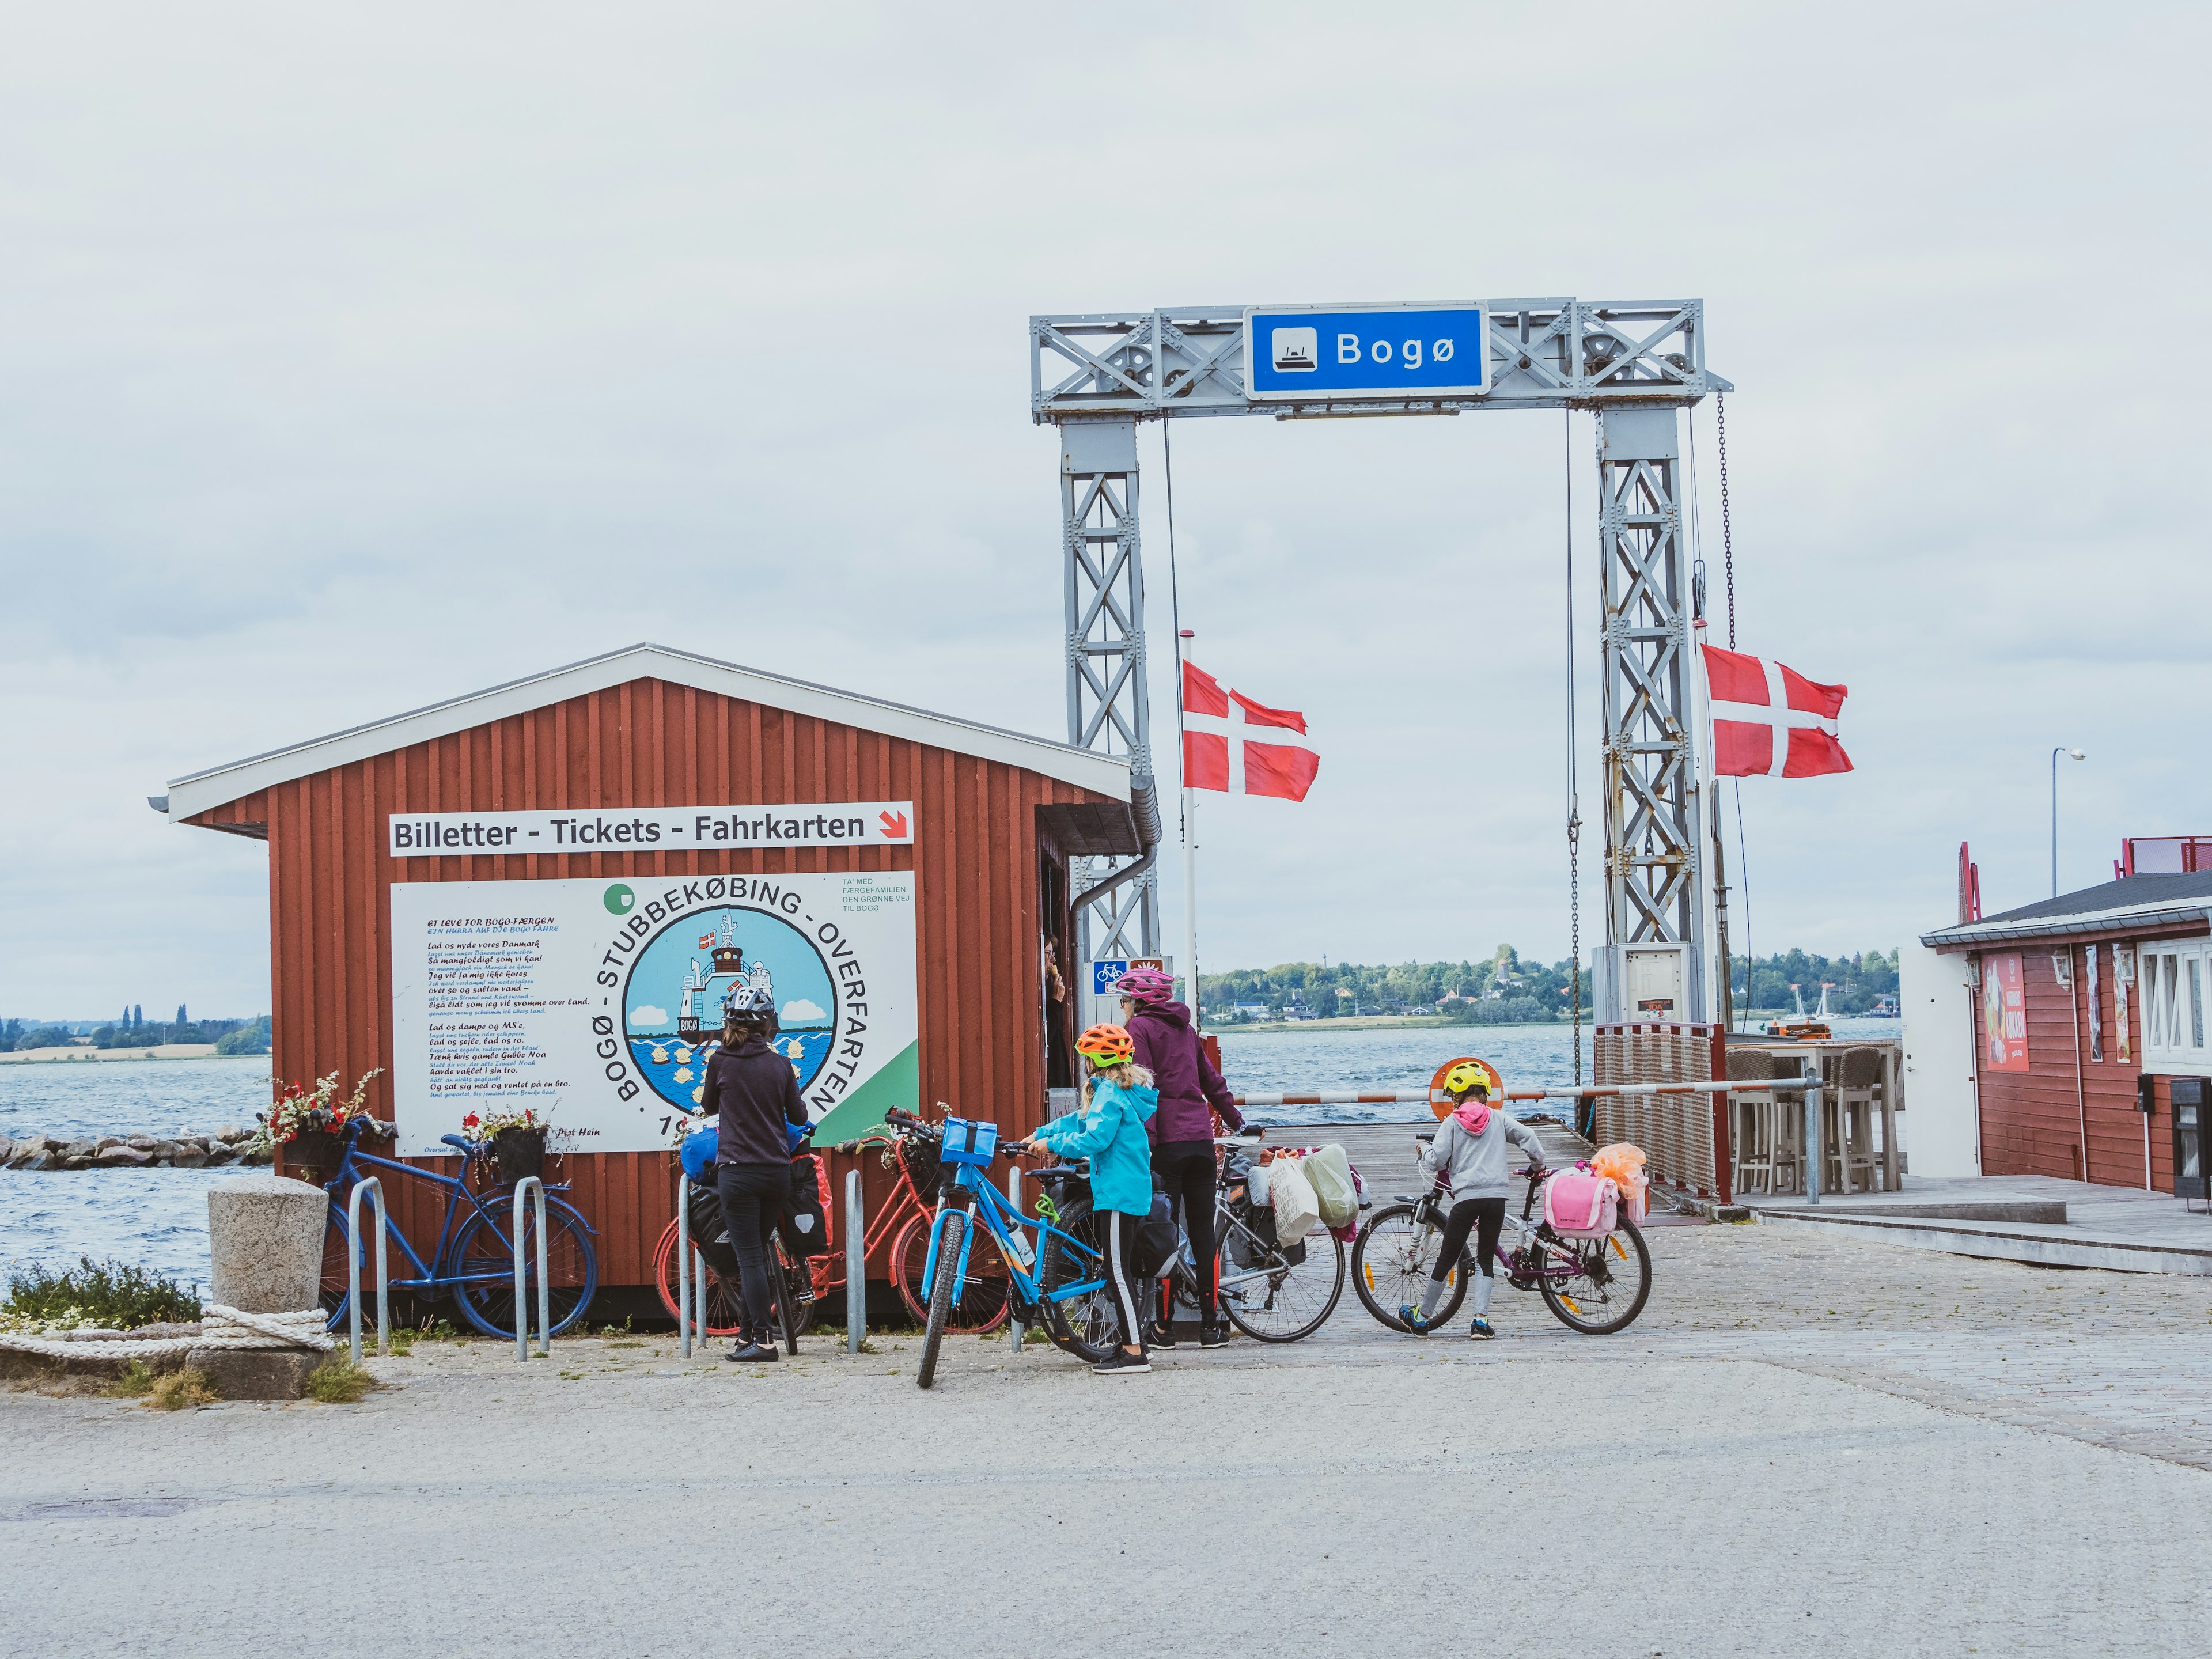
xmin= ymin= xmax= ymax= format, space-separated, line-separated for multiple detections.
xmin=844 ymin=1169 xmax=864 ymax=1355
xmin=1006 ymin=1166 xmax=1023 ymax=1354
xmin=512 ymin=1176 xmax=550 ymax=1361
xmin=676 ymin=1169 xmax=694 ymax=1358
xmin=346 ymin=1176 xmax=389 ymax=1365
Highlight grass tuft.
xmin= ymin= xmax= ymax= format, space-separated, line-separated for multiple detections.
xmin=306 ymin=1355 xmax=380 ymax=1404
xmin=103 ymin=1359 xmax=161 ymax=1398
xmin=147 ymin=1368 xmax=218 ymax=1410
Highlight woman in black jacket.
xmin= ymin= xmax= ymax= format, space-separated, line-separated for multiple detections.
xmin=703 ymin=987 xmax=808 ymax=1363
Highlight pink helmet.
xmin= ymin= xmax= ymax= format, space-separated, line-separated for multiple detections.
xmin=1115 ymin=967 xmax=1175 ymax=1003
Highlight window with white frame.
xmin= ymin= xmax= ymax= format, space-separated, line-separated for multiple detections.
xmin=2140 ymin=942 xmax=2212 ymax=1074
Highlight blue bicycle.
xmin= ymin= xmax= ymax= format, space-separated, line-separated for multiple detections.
xmin=885 ymin=1108 xmax=1118 ymax=1388
xmin=316 ymin=1118 xmax=600 ymax=1338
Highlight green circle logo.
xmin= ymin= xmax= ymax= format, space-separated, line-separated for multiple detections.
xmin=603 ymin=884 xmax=636 ymax=915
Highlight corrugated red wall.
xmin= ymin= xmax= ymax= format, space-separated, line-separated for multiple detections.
xmin=1974 ymin=942 xmax=2178 ymax=1190
xmin=188 ymin=676 xmax=1113 ymax=1287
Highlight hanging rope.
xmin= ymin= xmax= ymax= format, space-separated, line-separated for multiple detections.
xmin=1564 ymin=408 xmax=1582 ymax=1086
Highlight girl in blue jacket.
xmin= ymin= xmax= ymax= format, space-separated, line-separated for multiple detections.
xmin=1017 ymin=1022 xmax=1158 ymax=1376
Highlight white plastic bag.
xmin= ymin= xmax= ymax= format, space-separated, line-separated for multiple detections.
xmin=1267 ymin=1154 xmax=1320 ymax=1243
xmin=1304 ymin=1143 xmax=1357 ymax=1230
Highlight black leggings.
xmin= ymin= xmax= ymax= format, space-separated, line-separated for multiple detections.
xmin=715 ymin=1161 xmax=791 ymax=1342
xmin=1431 ymin=1196 xmax=1506 ymax=1282
xmin=1155 ymin=1141 xmax=1218 ymax=1319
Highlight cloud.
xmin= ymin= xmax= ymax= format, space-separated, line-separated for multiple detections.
xmin=780 ymin=998 xmax=826 ymax=1024
xmin=630 ymin=1005 xmax=669 ymax=1027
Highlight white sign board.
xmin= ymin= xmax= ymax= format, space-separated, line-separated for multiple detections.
xmin=388 ymin=802 xmax=914 ymax=857
xmin=390 ymin=871 xmax=918 ymax=1156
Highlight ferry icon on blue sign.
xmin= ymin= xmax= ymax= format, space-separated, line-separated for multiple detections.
xmin=1270 ymin=327 xmax=1318 ymax=372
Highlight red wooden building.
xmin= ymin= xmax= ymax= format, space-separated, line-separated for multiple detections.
xmin=157 ymin=643 xmax=1152 ymax=1302
xmin=1921 ymin=870 xmax=2212 ymax=1195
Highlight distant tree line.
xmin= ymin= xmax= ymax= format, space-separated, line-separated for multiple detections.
xmin=1728 ymin=949 xmax=1899 ymax=1015
xmin=2 ymin=1010 xmax=272 ymax=1054
xmin=1192 ymin=944 xmax=1904 ymax=1025
xmin=1197 ymin=946 xmax=1586 ymax=1025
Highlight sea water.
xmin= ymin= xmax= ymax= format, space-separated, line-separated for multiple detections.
xmin=0 ymin=1021 xmax=1902 ymax=1286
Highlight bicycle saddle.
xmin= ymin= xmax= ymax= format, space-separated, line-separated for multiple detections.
xmin=440 ymin=1133 xmax=472 ymax=1151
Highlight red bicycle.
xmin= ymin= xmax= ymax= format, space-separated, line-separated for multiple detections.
xmin=651 ymin=1127 xmax=1013 ymax=1336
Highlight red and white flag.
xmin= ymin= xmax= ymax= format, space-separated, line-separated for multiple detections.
xmin=1701 ymin=644 xmax=1853 ymax=778
xmin=1181 ymin=661 xmax=1320 ymax=801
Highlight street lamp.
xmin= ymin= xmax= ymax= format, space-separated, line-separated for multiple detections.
xmin=2051 ymin=747 xmax=2086 ymax=897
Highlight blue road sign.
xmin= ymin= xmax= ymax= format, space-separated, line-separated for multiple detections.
xmin=1091 ymin=959 xmax=1130 ymax=995
xmin=1244 ymin=303 xmax=1490 ymax=402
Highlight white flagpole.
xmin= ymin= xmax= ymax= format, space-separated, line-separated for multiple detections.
xmin=1179 ymin=627 xmax=1200 ymax=1028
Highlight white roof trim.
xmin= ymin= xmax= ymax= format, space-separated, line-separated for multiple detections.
xmin=1922 ymin=898 xmax=2212 ymax=948
xmin=164 ymin=643 xmax=1131 ymax=821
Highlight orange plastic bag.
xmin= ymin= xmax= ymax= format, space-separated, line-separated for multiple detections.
xmin=1589 ymin=1142 xmax=1649 ymax=1222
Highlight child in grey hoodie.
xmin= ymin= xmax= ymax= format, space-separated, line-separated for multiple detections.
xmin=1402 ymin=1067 xmax=1547 ymax=1339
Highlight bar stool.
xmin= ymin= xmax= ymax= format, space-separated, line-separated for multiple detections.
xmin=1835 ymin=1047 xmax=1885 ymax=1194
xmin=1726 ymin=1048 xmax=1776 ymax=1194
xmin=1768 ymin=1055 xmax=1808 ymax=1195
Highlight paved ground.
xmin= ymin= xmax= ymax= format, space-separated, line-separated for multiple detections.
xmin=7 ymin=1222 xmax=2212 ymax=1657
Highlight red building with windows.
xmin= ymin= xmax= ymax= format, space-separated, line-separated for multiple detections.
xmin=1921 ymin=866 xmax=2212 ymax=1197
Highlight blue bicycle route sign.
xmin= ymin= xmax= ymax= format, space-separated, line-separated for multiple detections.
xmin=1244 ymin=302 xmax=1491 ymax=402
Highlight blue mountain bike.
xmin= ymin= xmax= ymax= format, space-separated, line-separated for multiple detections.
xmin=316 ymin=1118 xmax=600 ymax=1339
xmin=884 ymin=1108 xmax=1119 ymax=1389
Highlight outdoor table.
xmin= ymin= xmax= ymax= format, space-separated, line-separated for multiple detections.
xmin=1725 ymin=1037 xmax=1903 ymax=1194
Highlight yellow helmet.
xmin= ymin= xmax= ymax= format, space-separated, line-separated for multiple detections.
xmin=1442 ymin=1061 xmax=1494 ymax=1099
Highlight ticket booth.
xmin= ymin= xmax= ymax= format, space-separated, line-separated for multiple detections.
xmin=156 ymin=643 xmax=1151 ymax=1304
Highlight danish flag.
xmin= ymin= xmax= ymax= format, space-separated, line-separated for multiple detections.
xmin=1181 ymin=661 xmax=1320 ymax=801
xmin=1701 ymin=644 xmax=1853 ymax=779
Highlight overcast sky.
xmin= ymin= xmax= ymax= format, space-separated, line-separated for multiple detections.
xmin=3 ymin=3 xmax=2206 ymax=1018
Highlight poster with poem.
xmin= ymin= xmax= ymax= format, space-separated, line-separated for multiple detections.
xmin=391 ymin=872 xmax=918 ymax=1157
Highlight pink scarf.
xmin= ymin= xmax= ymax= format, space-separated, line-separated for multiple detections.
xmin=1453 ymin=1097 xmax=1491 ymax=1135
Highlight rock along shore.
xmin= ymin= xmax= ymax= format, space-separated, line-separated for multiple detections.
xmin=0 ymin=1127 xmax=271 ymax=1171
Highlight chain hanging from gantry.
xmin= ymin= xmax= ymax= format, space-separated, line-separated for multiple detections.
xmin=1596 ymin=407 xmax=1707 ymax=1021
xmin=1059 ymin=418 xmax=1159 ymax=961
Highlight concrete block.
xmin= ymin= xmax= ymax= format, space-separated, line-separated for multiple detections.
xmin=185 ymin=1347 xmax=321 ymax=1401
xmin=207 ymin=1176 xmax=329 ymax=1312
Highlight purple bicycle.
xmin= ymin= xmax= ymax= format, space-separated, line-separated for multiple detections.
xmin=1350 ymin=1139 xmax=1651 ymax=1335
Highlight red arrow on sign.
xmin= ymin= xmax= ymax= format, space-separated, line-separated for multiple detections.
xmin=878 ymin=810 xmax=909 ymax=839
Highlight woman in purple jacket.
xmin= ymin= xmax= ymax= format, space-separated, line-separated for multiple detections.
xmin=1116 ymin=967 xmax=1248 ymax=1349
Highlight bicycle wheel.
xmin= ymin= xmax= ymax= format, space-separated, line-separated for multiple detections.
xmin=650 ymin=1220 xmax=747 ymax=1338
xmin=1033 ymin=1197 xmax=1119 ymax=1365
xmin=774 ymin=1239 xmax=802 ymax=1354
xmin=916 ymin=1211 xmax=964 ymax=1389
xmin=449 ymin=1195 xmax=600 ymax=1339
xmin=319 ymin=1202 xmax=363 ymax=1333
xmin=892 ymin=1213 xmax=1012 ymax=1334
xmin=1350 ymin=1202 xmax=1467 ymax=1333
xmin=1215 ymin=1216 xmax=1345 ymax=1343
xmin=1537 ymin=1216 xmax=1652 ymax=1335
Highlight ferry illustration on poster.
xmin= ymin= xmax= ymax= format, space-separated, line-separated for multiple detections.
xmin=621 ymin=906 xmax=838 ymax=1112
xmin=390 ymin=871 xmax=918 ymax=1156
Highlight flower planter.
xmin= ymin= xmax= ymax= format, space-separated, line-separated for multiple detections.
xmin=490 ymin=1128 xmax=547 ymax=1186
xmin=284 ymin=1128 xmax=343 ymax=1184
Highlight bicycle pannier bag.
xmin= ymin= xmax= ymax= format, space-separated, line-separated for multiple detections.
xmin=1304 ymin=1144 xmax=1357 ymax=1230
xmin=1267 ymin=1155 xmax=1321 ymax=1245
xmin=685 ymin=1183 xmax=741 ymax=1280
xmin=781 ymin=1152 xmax=833 ymax=1256
xmin=1130 ymin=1188 xmax=1178 ymax=1278
xmin=1542 ymin=1170 xmax=1619 ymax=1239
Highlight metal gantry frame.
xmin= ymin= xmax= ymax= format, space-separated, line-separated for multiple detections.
xmin=1030 ymin=300 xmax=1730 ymax=1021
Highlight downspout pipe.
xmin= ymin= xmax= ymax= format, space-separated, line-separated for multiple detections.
xmin=1071 ymin=774 xmax=1161 ymax=916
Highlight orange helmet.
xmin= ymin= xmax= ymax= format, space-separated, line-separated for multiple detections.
xmin=1076 ymin=1023 xmax=1135 ymax=1065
